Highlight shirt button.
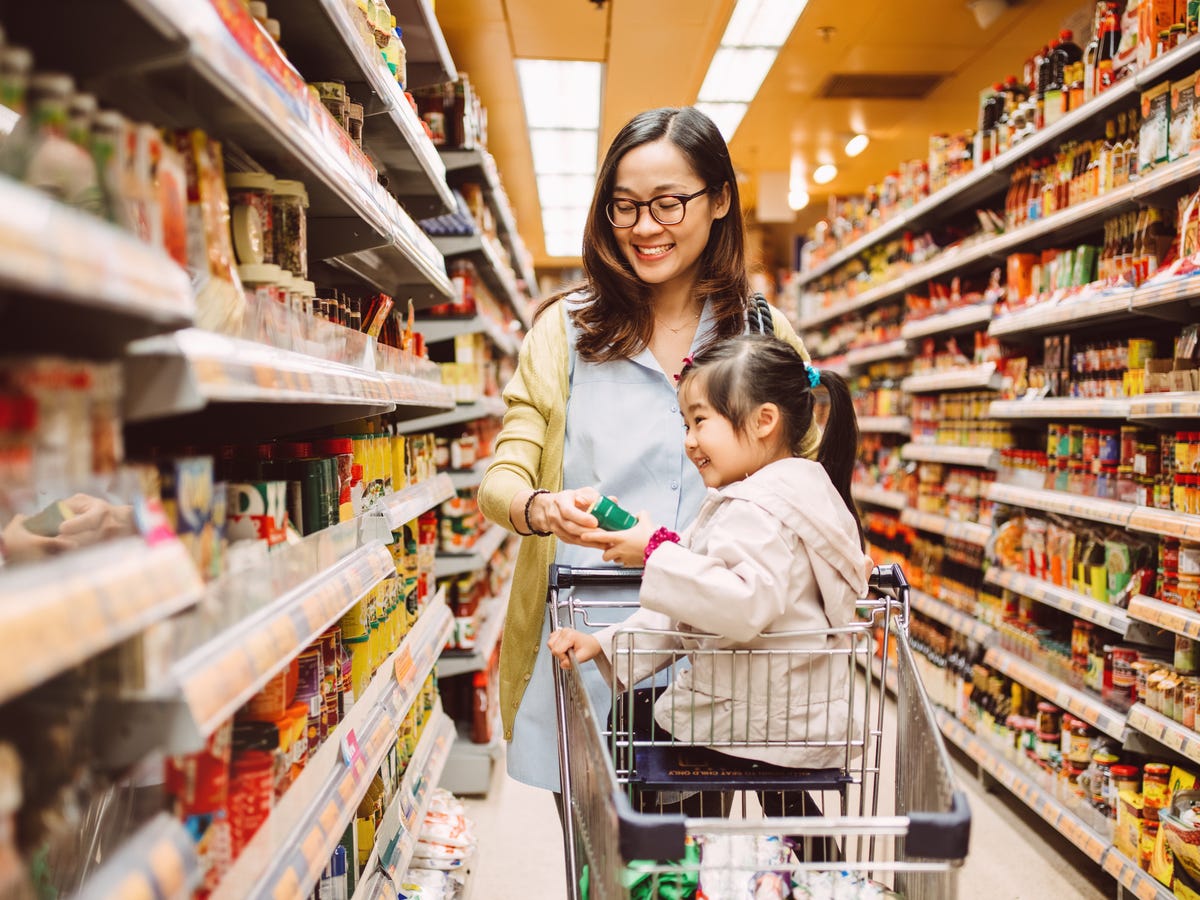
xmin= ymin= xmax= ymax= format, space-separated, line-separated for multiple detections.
xmin=670 ymin=480 xmax=679 ymax=490
xmin=670 ymin=404 xmax=679 ymax=413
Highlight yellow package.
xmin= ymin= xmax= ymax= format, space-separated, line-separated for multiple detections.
xmin=1115 ymin=790 xmax=1144 ymax=860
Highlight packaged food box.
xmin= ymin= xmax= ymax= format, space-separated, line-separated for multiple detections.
xmin=1141 ymin=81 xmax=1172 ymax=172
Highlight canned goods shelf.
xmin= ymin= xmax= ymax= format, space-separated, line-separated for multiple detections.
xmin=74 ymin=814 xmax=200 ymax=900
xmin=988 ymin=398 xmax=1133 ymax=420
xmin=988 ymin=290 xmax=1136 ymax=338
xmin=983 ymin=646 xmax=1127 ymax=740
xmin=394 ymin=396 xmax=507 ymax=435
xmin=909 ymin=589 xmax=995 ymax=645
xmin=900 ymin=302 xmax=995 ymax=341
xmin=844 ymin=340 xmax=912 ymax=368
xmin=441 ymin=148 xmax=540 ymax=310
xmin=415 ymin=315 xmax=522 ymax=357
xmin=1129 ymin=392 xmax=1200 ymax=421
xmin=435 ymin=523 xmax=512 ymax=579
xmin=439 ymin=571 xmax=513 ymax=678
xmin=0 ymin=177 xmax=194 ymax=354
xmin=263 ymin=0 xmax=455 ymax=218
xmin=1127 ymin=595 xmax=1200 ymax=641
xmin=857 ymin=416 xmax=912 ymax=435
xmin=0 ymin=537 xmax=202 ymax=707
xmin=986 ymin=483 xmax=1137 ymax=529
xmin=1125 ymin=703 xmax=1200 ymax=767
xmin=850 ymin=484 xmax=908 ymax=511
xmin=900 ymin=509 xmax=992 ymax=547
xmin=448 ymin=457 xmax=494 ymax=492
xmin=379 ymin=474 xmax=457 ymax=531
xmin=171 ymin=541 xmax=396 ymax=746
xmin=113 ymin=0 xmax=454 ymax=304
xmin=212 ymin=596 xmax=453 ymax=900
xmin=984 ymin=569 xmax=1130 ymax=636
xmin=351 ymin=708 xmax=456 ymax=900
xmin=900 ymin=443 xmax=1000 ymax=470
xmin=901 ymin=363 xmax=1001 ymax=394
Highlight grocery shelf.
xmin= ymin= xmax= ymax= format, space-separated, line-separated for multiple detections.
xmin=1129 ymin=392 xmax=1200 ymax=421
xmin=102 ymin=0 xmax=455 ymax=305
xmin=75 ymin=814 xmax=199 ymax=900
xmin=811 ymin=354 xmax=850 ymax=378
xmin=430 ymin=233 xmax=529 ymax=328
xmin=900 ymin=442 xmax=999 ymax=470
xmin=441 ymin=149 xmax=540 ymax=307
xmin=415 ymin=315 xmax=522 ymax=357
xmin=440 ymin=572 xmax=512 ymax=678
xmin=448 ymin=457 xmax=494 ymax=491
xmin=901 ymin=363 xmax=1001 ymax=394
xmin=843 ymin=340 xmax=912 ymax=368
xmin=388 ymin=0 xmax=458 ymax=87
xmin=379 ymin=474 xmax=457 ymax=531
xmin=1127 ymin=594 xmax=1200 ymax=640
xmin=435 ymin=522 xmax=511 ymax=579
xmin=984 ymin=568 xmax=1129 ymax=636
xmin=0 ymin=176 xmax=194 ymax=354
xmin=1132 ymin=273 xmax=1200 ymax=321
xmin=353 ymin=708 xmax=456 ymax=898
xmin=850 ymin=484 xmax=908 ymax=511
xmin=986 ymin=482 xmax=1136 ymax=529
xmin=988 ymin=397 xmax=1133 ymax=420
xmin=1127 ymin=506 xmax=1200 ymax=542
xmin=0 ymin=537 xmax=202 ymax=707
xmin=382 ymin=371 xmax=457 ymax=413
xmin=213 ymin=596 xmax=453 ymax=900
xmin=909 ymin=589 xmax=994 ymax=645
xmin=1099 ymin=847 xmax=1175 ymax=900
xmin=169 ymin=541 xmax=396 ymax=747
xmin=857 ymin=416 xmax=912 ymax=435
xmin=266 ymin=0 xmax=456 ymax=217
xmin=988 ymin=289 xmax=1136 ymax=338
xmin=797 ymin=288 xmax=894 ymax=332
xmin=1126 ymin=703 xmax=1200 ymax=767
xmin=900 ymin=302 xmax=995 ymax=341
xmin=395 ymin=395 xmax=507 ymax=434
xmin=899 ymin=509 xmax=992 ymax=547
xmin=936 ymin=712 xmax=1109 ymax=866
xmin=983 ymin=646 xmax=1127 ymax=740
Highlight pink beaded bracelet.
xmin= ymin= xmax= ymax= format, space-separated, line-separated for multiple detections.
xmin=643 ymin=526 xmax=680 ymax=565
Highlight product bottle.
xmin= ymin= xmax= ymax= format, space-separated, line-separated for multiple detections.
xmin=393 ymin=23 xmax=408 ymax=88
xmin=1095 ymin=3 xmax=1120 ymax=94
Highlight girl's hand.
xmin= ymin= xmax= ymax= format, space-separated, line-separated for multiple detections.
xmin=580 ymin=512 xmax=656 ymax=567
xmin=547 ymin=627 xmax=602 ymax=669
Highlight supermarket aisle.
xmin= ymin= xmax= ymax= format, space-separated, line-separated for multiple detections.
xmin=463 ymin=702 xmax=1114 ymax=900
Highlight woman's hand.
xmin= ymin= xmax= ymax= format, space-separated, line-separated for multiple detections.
xmin=580 ymin=512 xmax=655 ymax=567
xmin=516 ymin=486 xmax=612 ymax=547
xmin=547 ymin=627 xmax=602 ymax=670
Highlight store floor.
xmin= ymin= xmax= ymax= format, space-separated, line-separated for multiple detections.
xmin=462 ymin=696 xmax=1115 ymax=899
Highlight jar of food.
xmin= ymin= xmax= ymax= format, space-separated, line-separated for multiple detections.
xmin=1110 ymin=764 xmax=1141 ymax=803
xmin=1184 ymin=678 xmax=1199 ymax=730
xmin=1141 ymin=820 xmax=1159 ymax=870
xmin=225 ymin=172 xmax=276 ymax=266
xmin=313 ymin=80 xmax=349 ymax=129
xmin=272 ymin=179 xmax=309 ymax=278
xmin=1161 ymin=670 xmax=1182 ymax=720
xmin=347 ymin=102 xmax=364 ymax=148
xmin=1070 ymin=718 xmax=1092 ymax=764
xmin=1087 ymin=750 xmax=1119 ymax=812
xmin=1112 ymin=645 xmax=1139 ymax=700
xmin=1143 ymin=763 xmax=1171 ymax=821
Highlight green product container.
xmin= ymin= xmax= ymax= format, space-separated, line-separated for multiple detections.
xmin=589 ymin=495 xmax=638 ymax=531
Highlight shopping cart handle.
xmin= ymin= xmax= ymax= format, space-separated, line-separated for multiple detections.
xmin=551 ymin=564 xmax=645 ymax=589
xmin=904 ymin=789 xmax=971 ymax=860
xmin=868 ymin=563 xmax=908 ymax=592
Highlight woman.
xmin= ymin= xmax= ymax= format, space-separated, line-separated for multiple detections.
xmin=477 ymin=106 xmax=817 ymax=797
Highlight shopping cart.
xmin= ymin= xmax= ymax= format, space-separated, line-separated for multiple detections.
xmin=550 ymin=563 xmax=970 ymax=900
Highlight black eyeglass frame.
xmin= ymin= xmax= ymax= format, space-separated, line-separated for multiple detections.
xmin=604 ymin=187 xmax=714 ymax=228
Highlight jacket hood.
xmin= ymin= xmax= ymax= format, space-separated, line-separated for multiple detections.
xmin=721 ymin=458 xmax=868 ymax=618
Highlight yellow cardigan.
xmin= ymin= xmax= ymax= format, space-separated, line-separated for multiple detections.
xmin=477 ymin=300 xmax=816 ymax=740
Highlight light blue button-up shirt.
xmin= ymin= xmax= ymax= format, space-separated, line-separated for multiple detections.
xmin=506 ymin=299 xmax=717 ymax=790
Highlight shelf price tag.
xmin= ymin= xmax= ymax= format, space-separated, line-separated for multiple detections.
xmin=341 ymin=728 xmax=362 ymax=767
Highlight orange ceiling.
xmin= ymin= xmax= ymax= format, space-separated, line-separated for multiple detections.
xmin=433 ymin=0 xmax=1090 ymax=269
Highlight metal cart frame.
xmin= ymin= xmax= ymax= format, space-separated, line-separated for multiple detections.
xmin=550 ymin=563 xmax=970 ymax=900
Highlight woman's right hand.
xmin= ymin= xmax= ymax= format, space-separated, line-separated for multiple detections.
xmin=547 ymin=627 xmax=602 ymax=670
xmin=523 ymin=486 xmax=608 ymax=546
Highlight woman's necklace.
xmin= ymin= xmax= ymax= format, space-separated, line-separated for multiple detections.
xmin=654 ymin=310 xmax=701 ymax=334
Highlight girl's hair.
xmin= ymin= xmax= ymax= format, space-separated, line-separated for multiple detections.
xmin=678 ymin=334 xmax=863 ymax=542
xmin=535 ymin=107 xmax=751 ymax=360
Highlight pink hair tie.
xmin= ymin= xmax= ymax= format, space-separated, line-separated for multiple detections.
xmin=644 ymin=526 xmax=681 ymax=565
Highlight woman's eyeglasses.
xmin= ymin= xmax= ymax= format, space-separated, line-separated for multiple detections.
xmin=605 ymin=187 xmax=712 ymax=228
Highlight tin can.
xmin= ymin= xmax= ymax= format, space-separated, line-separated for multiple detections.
xmin=589 ymin=495 xmax=638 ymax=531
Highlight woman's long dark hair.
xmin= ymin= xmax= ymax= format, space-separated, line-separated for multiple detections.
xmin=536 ymin=107 xmax=751 ymax=361
xmin=678 ymin=334 xmax=863 ymax=543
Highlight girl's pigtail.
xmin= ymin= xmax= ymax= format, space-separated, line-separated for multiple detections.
xmin=814 ymin=368 xmax=864 ymax=546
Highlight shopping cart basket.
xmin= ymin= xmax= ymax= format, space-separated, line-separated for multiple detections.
xmin=550 ymin=563 xmax=970 ymax=900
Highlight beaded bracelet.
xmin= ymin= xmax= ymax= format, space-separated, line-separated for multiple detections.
xmin=643 ymin=526 xmax=680 ymax=565
xmin=524 ymin=489 xmax=553 ymax=537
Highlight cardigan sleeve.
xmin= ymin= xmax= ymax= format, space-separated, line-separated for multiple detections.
xmin=769 ymin=303 xmax=820 ymax=459
xmin=478 ymin=302 xmax=566 ymax=532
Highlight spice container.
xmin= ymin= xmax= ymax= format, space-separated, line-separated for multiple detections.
xmin=272 ymin=179 xmax=309 ymax=278
xmin=226 ymin=172 xmax=276 ymax=266
xmin=1144 ymin=763 xmax=1171 ymax=821
xmin=314 ymin=80 xmax=349 ymax=129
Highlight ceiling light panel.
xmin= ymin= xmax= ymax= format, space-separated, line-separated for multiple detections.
xmin=698 ymin=48 xmax=777 ymax=103
xmin=528 ymin=129 xmax=600 ymax=175
xmin=535 ymin=174 xmax=596 ymax=210
xmin=722 ymin=0 xmax=810 ymax=48
xmin=515 ymin=60 xmax=603 ymax=130
xmin=694 ymin=102 xmax=747 ymax=142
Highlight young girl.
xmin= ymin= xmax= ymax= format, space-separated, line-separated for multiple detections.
xmin=547 ymin=334 xmax=870 ymax=773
